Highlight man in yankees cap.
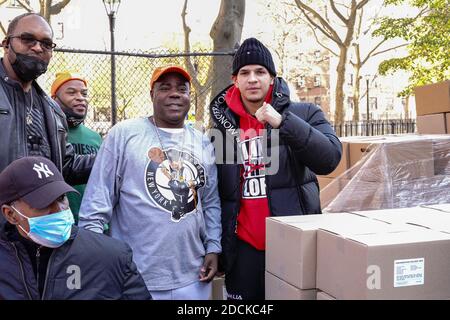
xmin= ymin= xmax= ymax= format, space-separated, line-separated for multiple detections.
xmin=0 ymin=156 xmax=151 ymax=300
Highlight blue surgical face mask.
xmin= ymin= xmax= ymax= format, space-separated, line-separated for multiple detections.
xmin=12 ymin=206 xmax=74 ymax=248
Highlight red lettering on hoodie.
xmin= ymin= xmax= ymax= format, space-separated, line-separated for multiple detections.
xmin=225 ymin=85 xmax=273 ymax=250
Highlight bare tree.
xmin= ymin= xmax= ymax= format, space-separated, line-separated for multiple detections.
xmin=38 ymin=0 xmax=71 ymax=23
xmin=182 ymin=0 xmax=245 ymax=125
xmin=209 ymin=0 xmax=245 ymax=98
xmin=349 ymin=6 xmax=407 ymax=121
xmin=293 ymin=0 xmax=370 ymax=124
xmin=1 ymin=0 xmax=71 ymax=26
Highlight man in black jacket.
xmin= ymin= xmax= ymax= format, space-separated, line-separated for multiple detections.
xmin=0 ymin=12 xmax=94 ymax=185
xmin=209 ymin=38 xmax=342 ymax=300
xmin=0 ymin=156 xmax=151 ymax=300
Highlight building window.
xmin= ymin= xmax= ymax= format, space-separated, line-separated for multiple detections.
xmin=314 ymin=75 xmax=321 ymax=87
xmin=298 ymin=75 xmax=306 ymax=88
xmin=370 ymin=97 xmax=378 ymax=110
xmin=314 ymin=96 xmax=321 ymax=107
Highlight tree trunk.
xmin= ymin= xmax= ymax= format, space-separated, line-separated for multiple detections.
xmin=352 ymin=64 xmax=361 ymax=121
xmin=334 ymin=46 xmax=347 ymax=124
xmin=209 ymin=0 xmax=245 ymax=99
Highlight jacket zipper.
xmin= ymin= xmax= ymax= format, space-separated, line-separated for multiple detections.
xmin=22 ymin=93 xmax=28 ymax=156
xmin=36 ymin=246 xmax=41 ymax=296
xmin=49 ymin=107 xmax=63 ymax=172
xmin=41 ymin=249 xmax=55 ymax=300
xmin=11 ymin=243 xmax=33 ymax=300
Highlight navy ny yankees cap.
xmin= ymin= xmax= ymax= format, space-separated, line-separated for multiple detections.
xmin=0 ymin=156 xmax=78 ymax=209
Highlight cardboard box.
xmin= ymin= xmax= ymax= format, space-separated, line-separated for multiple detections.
xmin=423 ymin=203 xmax=450 ymax=212
xmin=316 ymin=291 xmax=336 ymax=300
xmin=319 ymin=178 xmax=352 ymax=209
xmin=356 ymin=138 xmax=434 ymax=182
xmin=416 ymin=113 xmax=448 ymax=134
xmin=391 ymin=175 xmax=450 ymax=208
xmin=354 ymin=207 xmax=450 ymax=233
xmin=266 ymin=213 xmax=408 ymax=289
xmin=265 ymin=271 xmax=316 ymax=300
xmin=266 ymin=213 xmax=363 ymax=289
xmin=323 ymin=141 xmax=349 ymax=178
xmin=414 ymin=81 xmax=450 ymax=116
xmin=317 ymin=176 xmax=334 ymax=190
xmin=324 ymin=179 xmax=388 ymax=212
xmin=433 ymin=138 xmax=450 ymax=175
xmin=316 ymin=229 xmax=450 ymax=299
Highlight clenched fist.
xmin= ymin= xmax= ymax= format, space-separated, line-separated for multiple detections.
xmin=255 ymin=102 xmax=282 ymax=128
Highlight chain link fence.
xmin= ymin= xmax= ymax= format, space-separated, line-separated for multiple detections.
xmin=1 ymin=47 xmax=418 ymax=138
xmin=35 ymin=48 xmax=235 ymax=136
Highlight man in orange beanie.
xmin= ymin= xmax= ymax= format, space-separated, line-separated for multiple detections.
xmin=51 ymin=71 xmax=102 ymax=223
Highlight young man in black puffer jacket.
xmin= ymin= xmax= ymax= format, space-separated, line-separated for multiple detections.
xmin=209 ymin=37 xmax=342 ymax=300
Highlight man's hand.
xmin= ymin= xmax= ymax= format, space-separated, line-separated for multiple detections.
xmin=199 ymin=253 xmax=218 ymax=282
xmin=255 ymin=102 xmax=282 ymax=128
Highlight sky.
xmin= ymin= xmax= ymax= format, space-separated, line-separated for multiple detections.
xmin=56 ymin=0 xmax=265 ymax=51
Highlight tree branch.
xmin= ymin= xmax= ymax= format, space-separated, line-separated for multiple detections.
xmin=365 ymin=43 xmax=409 ymax=64
xmin=181 ymin=0 xmax=202 ymax=90
xmin=294 ymin=0 xmax=343 ymax=45
xmin=356 ymin=0 xmax=370 ymax=10
xmin=17 ymin=0 xmax=33 ymax=12
xmin=0 ymin=21 xmax=6 ymax=37
xmin=50 ymin=0 xmax=71 ymax=15
xmin=330 ymin=0 xmax=348 ymax=24
xmin=307 ymin=22 xmax=339 ymax=56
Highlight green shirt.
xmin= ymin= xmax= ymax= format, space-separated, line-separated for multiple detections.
xmin=67 ymin=124 xmax=102 ymax=223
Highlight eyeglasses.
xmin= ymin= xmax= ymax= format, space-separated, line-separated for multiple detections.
xmin=8 ymin=33 xmax=56 ymax=51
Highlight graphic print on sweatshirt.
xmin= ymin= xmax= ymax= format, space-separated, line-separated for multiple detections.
xmin=240 ymin=136 xmax=266 ymax=199
xmin=145 ymin=146 xmax=206 ymax=221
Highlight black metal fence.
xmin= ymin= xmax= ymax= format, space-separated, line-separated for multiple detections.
xmin=332 ymin=119 xmax=416 ymax=137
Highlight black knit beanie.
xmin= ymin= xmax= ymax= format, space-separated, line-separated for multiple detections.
xmin=232 ymin=38 xmax=276 ymax=76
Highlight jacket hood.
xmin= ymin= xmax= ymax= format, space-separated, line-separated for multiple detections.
xmin=209 ymin=77 xmax=291 ymax=135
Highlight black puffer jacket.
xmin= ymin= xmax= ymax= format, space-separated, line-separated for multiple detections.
xmin=209 ymin=77 xmax=342 ymax=273
xmin=0 ymin=62 xmax=94 ymax=185
xmin=0 ymin=220 xmax=152 ymax=300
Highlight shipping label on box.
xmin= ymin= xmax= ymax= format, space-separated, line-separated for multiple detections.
xmin=393 ymin=258 xmax=425 ymax=288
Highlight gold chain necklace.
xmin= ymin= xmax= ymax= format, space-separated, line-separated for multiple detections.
xmin=151 ymin=116 xmax=186 ymax=182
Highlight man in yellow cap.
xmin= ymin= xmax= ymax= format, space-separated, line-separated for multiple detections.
xmin=79 ymin=65 xmax=221 ymax=300
xmin=51 ymin=71 xmax=102 ymax=223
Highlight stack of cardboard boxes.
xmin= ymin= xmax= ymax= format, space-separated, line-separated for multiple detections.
xmin=317 ymin=135 xmax=450 ymax=212
xmin=265 ymin=205 xmax=450 ymax=300
xmin=415 ymin=81 xmax=450 ymax=134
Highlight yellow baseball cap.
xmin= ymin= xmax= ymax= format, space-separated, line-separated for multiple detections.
xmin=51 ymin=71 xmax=87 ymax=97
xmin=150 ymin=65 xmax=191 ymax=89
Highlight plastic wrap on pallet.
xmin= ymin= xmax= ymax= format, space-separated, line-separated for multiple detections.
xmin=322 ymin=135 xmax=450 ymax=212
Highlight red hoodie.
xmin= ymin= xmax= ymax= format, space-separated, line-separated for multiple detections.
xmin=225 ymin=85 xmax=273 ymax=251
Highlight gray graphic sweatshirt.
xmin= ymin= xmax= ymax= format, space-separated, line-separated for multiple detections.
xmin=79 ymin=117 xmax=221 ymax=291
